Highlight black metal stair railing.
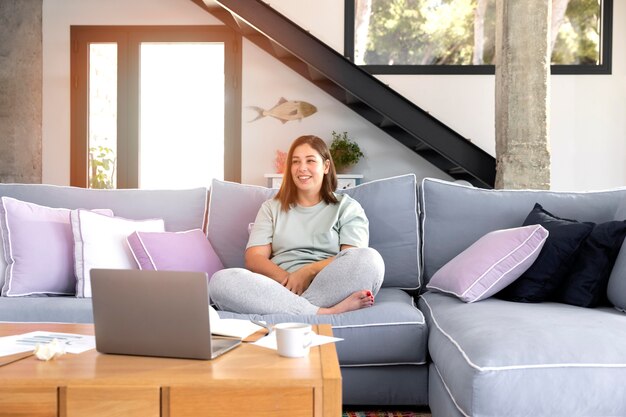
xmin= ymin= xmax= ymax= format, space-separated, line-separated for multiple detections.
xmin=194 ymin=0 xmax=495 ymax=188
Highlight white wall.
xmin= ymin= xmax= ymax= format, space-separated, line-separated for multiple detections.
xmin=240 ymin=40 xmax=449 ymax=185
xmin=42 ymin=0 xmax=626 ymax=190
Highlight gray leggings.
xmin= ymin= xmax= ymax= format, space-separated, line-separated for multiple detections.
xmin=208 ymin=247 xmax=384 ymax=315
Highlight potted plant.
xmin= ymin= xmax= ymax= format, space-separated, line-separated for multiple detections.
xmin=329 ymin=131 xmax=364 ymax=173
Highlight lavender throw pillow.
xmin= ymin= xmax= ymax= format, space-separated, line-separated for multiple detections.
xmin=127 ymin=229 xmax=223 ymax=278
xmin=0 ymin=197 xmax=113 ymax=297
xmin=426 ymin=224 xmax=549 ymax=303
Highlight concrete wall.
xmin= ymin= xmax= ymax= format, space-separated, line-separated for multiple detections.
xmin=0 ymin=0 xmax=42 ymax=183
xmin=39 ymin=0 xmax=626 ymax=190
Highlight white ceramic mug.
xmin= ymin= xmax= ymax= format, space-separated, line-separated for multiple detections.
xmin=275 ymin=322 xmax=313 ymax=358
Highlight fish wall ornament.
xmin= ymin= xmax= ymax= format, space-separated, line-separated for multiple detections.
xmin=248 ymin=97 xmax=317 ymax=124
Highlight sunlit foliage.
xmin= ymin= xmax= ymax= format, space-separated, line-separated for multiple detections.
xmin=356 ymin=0 xmax=601 ymax=66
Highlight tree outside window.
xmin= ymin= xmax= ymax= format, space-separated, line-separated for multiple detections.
xmin=349 ymin=0 xmax=611 ymax=74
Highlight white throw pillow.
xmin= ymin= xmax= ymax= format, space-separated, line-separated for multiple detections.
xmin=71 ymin=209 xmax=164 ymax=297
xmin=0 ymin=197 xmax=113 ymax=296
xmin=0 ymin=238 xmax=6 ymax=292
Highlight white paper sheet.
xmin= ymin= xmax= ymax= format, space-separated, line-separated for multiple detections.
xmin=252 ymin=332 xmax=343 ymax=350
xmin=0 ymin=331 xmax=96 ymax=357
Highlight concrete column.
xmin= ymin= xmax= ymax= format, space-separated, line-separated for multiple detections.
xmin=0 ymin=0 xmax=42 ymax=183
xmin=495 ymin=0 xmax=551 ymax=190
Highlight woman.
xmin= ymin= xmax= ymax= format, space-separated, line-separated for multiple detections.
xmin=209 ymin=135 xmax=384 ymax=315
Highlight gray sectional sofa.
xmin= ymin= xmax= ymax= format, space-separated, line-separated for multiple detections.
xmin=2 ymin=176 xmax=626 ymax=416
xmin=419 ymin=178 xmax=626 ymax=417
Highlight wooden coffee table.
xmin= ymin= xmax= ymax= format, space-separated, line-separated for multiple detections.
xmin=0 ymin=322 xmax=341 ymax=417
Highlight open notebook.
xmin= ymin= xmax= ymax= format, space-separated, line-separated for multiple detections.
xmin=208 ymin=305 xmax=265 ymax=339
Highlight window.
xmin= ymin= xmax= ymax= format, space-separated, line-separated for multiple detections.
xmin=71 ymin=26 xmax=242 ymax=189
xmin=345 ymin=0 xmax=612 ymax=74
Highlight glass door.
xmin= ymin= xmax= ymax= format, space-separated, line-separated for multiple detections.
xmin=139 ymin=42 xmax=225 ymax=189
xmin=71 ymin=26 xmax=240 ymax=189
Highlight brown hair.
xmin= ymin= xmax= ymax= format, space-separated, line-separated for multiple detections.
xmin=275 ymin=135 xmax=338 ymax=211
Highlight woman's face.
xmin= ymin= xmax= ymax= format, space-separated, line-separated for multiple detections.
xmin=290 ymin=143 xmax=330 ymax=196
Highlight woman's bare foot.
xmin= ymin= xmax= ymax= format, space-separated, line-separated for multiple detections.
xmin=317 ymin=290 xmax=374 ymax=315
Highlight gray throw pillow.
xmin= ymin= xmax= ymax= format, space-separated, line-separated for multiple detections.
xmin=607 ymin=198 xmax=626 ymax=311
xmin=340 ymin=174 xmax=420 ymax=289
xmin=207 ymin=180 xmax=277 ymax=269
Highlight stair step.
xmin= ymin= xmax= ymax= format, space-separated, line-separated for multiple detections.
xmin=269 ymin=40 xmax=292 ymax=59
xmin=346 ymin=102 xmax=385 ymax=126
xmin=416 ymin=149 xmax=455 ymax=171
xmin=306 ymin=65 xmax=326 ymax=82
xmin=447 ymin=166 xmax=468 ymax=176
xmin=204 ymin=7 xmax=242 ymax=30
xmin=312 ymin=79 xmax=350 ymax=103
xmin=345 ymin=92 xmax=361 ymax=105
xmin=279 ymin=57 xmax=309 ymax=75
xmin=379 ymin=117 xmax=395 ymax=128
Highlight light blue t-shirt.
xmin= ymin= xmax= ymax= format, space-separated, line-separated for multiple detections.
xmin=247 ymin=194 xmax=369 ymax=272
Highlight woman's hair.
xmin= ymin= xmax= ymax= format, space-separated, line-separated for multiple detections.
xmin=275 ymin=135 xmax=338 ymax=211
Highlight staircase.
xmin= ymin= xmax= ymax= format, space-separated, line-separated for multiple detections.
xmin=194 ymin=0 xmax=496 ymax=188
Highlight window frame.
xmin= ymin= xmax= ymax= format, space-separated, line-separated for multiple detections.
xmin=344 ymin=0 xmax=613 ymax=75
xmin=70 ymin=25 xmax=242 ymax=188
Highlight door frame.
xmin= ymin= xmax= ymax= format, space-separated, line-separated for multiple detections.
xmin=70 ymin=25 xmax=241 ymax=188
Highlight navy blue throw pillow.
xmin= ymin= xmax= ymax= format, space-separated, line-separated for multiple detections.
xmin=498 ymin=203 xmax=593 ymax=303
xmin=557 ymin=220 xmax=626 ymax=308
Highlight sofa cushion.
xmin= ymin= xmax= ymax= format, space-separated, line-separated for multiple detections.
xmin=420 ymin=291 xmax=626 ymax=417
xmin=427 ymin=224 xmax=548 ymax=303
xmin=420 ymin=178 xmax=625 ymax=285
xmin=498 ymin=203 xmax=594 ymax=302
xmin=0 ymin=197 xmax=113 ymax=297
xmin=0 ymin=296 xmax=94 ymax=323
xmin=207 ymin=180 xmax=277 ymax=269
xmin=208 ymin=175 xmax=420 ymax=289
xmin=71 ymin=210 xmax=165 ymax=297
xmin=219 ymin=288 xmax=427 ymax=366
xmin=0 ymin=183 xmax=207 ymax=232
xmin=127 ymin=229 xmax=223 ymax=278
xmin=339 ymin=174 xmax=419 ymax=289
xmin=607 ymin=200 xmax=626 ymax=311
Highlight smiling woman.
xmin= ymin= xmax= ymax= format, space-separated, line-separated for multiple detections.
xmin=208 ymin=135 xmax=385 ymax=317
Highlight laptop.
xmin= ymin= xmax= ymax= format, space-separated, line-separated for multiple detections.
xmin=90 ymin=269 xmax=241 ymax=360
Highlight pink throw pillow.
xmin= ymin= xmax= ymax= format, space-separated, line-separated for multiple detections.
xmin=0 ymin=197 xmax=113 ymax=296
xmin=426 ymin=224 xmax=549 ymax=302
xmin=127 ymin=229 xmax=223 ymax=279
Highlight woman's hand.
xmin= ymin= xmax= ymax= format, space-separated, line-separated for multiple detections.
xmin=284 ymin=266 xmax=315 ymax=295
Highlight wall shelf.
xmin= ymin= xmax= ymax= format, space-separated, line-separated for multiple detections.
xmin=264 ymin=173 xmax=363 ymax=190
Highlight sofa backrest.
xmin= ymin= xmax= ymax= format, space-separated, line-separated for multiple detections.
xmin=420 ymin=178 xmax=626 ymax=285
xmin=0 ymin=184 xmax=208 ymax=232
xmin=208 ymin=174 xmax=420 ymax=290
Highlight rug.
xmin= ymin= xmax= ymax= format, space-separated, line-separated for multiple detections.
xmin=342 ymin=410 xmax=431 ymax=417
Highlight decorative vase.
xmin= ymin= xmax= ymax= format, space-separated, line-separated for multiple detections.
xmin=335 ymin=164 xmax=355 ymax=174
